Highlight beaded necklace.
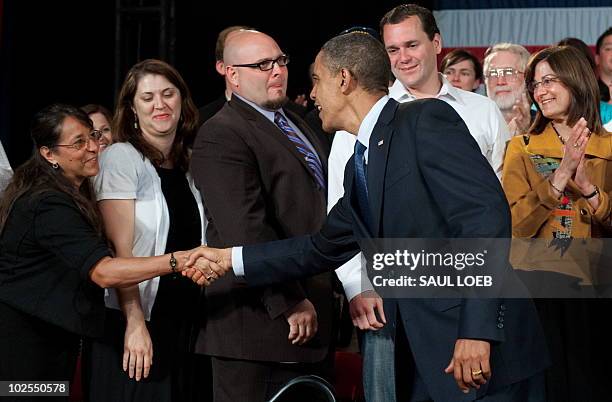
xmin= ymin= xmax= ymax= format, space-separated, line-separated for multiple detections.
xmin=551 ymin=123 xmax=568 ymax=145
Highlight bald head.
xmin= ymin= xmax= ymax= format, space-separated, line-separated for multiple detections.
xmin=224 ymin=30 xmax=289 ymax=110
xmin=223 ymin=30 xmax=279 ymax=66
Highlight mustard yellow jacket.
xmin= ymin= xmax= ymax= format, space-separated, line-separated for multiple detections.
xmin=502 ymin=123 xmax=612 ymax=239
xmin=502 ymin=124 xmax=612 ymax=283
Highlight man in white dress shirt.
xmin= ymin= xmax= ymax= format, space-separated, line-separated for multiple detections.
xmin=328 ymin=4 xmax=512 ymax=401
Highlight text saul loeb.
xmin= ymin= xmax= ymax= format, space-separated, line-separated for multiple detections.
xmin=372 ymin=275 xmax=494 ymax=288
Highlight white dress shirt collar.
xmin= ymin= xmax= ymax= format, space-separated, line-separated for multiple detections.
xmin=356 ymin=95 xmax=390 ymax=163
xmin=388 ymin=74 xmax=464 ymax=106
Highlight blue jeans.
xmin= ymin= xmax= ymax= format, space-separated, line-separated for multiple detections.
xmin=361 ymin=325 xmax=396 ymax=402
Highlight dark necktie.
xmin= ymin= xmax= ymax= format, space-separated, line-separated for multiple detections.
xmin=354 ymin=140 xmax=371 ymax=231
xmin=274 ymin=112 xmax=326 ymax=191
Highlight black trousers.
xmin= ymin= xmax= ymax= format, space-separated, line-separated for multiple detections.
xmin=0 ymin=301 xmax=79 ymax=402
xmin=210 ymin=355 xmax=332 ymax=402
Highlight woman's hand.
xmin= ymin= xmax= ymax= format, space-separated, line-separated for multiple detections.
xmin=558 ymin=118 xmax=590 ymax=175
xmin=123 ymin=320 xmax=153 ymax=381
xmin=574 ymin=154 xmax=594 ymax=194
xmin=551 ymin=118 xmax=590 ymax=193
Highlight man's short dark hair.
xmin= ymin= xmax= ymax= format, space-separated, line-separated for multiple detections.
xmin=320 ymin=32 xmax=390 ymax=95
xmin=379 ymin=4 xmax=440 ymax=41
xmin=596 ymin=27 xmax=612 ymax=55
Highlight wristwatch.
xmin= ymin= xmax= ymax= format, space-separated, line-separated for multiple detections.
xmin=169 ymin=253 xmax=177 ymax=273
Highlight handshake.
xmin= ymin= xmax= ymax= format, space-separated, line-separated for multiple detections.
xmin=181 ymin=246 xmax=234 ymax=286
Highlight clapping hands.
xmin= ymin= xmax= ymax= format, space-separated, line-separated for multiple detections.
xmin=181 ymin=246 xmax=233 ymax=286
xmin=507 ymin=92 xmax=532 ymax=136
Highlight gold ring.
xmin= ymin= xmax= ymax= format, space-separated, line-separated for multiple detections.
xmin=573 ymin=142 xmax=580 ymax=148
xmin=471 ymin=369 xmax=483 ymax=376
xmin=208 ymin=269 xmax=214 ymax=276
xmin=205 ymin=275 xmax=212 ymax=281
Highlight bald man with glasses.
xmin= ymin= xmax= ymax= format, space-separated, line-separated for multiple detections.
xmin=190 ymin=30 xmax=335 ymax=402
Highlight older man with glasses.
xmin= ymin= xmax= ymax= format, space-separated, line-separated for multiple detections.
xmin=484 ymin=43 xmax=533 ymax=136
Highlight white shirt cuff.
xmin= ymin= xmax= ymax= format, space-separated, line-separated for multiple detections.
xmin=231 ymin=246 xmax=244 ymax=277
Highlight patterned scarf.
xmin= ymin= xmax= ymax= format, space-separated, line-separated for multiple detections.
xmin=524 ymin=135 xmax=574 ymax=255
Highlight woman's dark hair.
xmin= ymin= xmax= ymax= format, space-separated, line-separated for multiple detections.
xmin=114 ymin=59 xmax=199 ymax=171
xmin=555 ymin=37 xmax=597 ymax=73
xmin=525 ymin=46 xmax=602 ymax=134
xmin=80 ymin=103 xmax=113 ymax=122
xmin=439 ymin=49 xmax=484 ymax=82
xmin=0 ymin=104 xmax=102 ymax=234
xmin=81 ymin=103 xmax=115 ymax=141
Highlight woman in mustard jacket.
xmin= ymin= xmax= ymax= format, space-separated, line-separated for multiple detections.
xmin=502 ymin=45 xmax=612 ymax=402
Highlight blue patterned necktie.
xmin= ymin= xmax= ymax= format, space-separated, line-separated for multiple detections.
xmin=354 ymin=141 xmax=371 ymax=231
xmin=274 ymin=111 xmax=326 ymax=191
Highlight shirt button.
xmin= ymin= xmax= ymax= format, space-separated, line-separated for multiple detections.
xmin=497 ymin=323 xmax=504 ymax=329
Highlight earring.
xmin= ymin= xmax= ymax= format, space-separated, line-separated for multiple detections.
xmin=52 ymin=162 xmax=59 ymax=169
xmin=133 ymin=112 xmax=139 ymax=130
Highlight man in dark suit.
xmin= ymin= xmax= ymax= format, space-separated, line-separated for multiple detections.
xmin=188 ymin=32 xmax=549 ymax=401
xmin=190 ymin=29 xmax=335 ymax=402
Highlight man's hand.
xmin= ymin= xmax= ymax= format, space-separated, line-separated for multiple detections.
xmin=349 ymin=290 xmax=386 ymax=330
xmin=123 ymin=320 xmax=153 ymax=381
xmin=294 ymin=94 xmax=308 ymax=107
xmin=284 ymin=299 xmax=318 ymax=345
xmin=507 ymin=92 xmax=532 ymax=135
xmin=444 ymin=339 xmax=491 ymax=393
xmin=182 ymin=246 xmax=232 ymax=286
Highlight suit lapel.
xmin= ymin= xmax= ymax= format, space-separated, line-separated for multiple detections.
xmin=230 ymin=97 xmax=324 ymax=184
xmin=367 ymin=99 xmax=398 ymax=236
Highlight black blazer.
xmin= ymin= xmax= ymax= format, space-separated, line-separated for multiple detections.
xmin=242 ymin=99 xmax=549 ymax=401
xmin=0 ymin=190 xmax=109 ymax=337
xmin=190 ymin=96 xmax=334 ymax=363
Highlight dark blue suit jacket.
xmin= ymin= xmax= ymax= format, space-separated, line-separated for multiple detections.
xmin=242 ymin=98 xmax=549 ymax=401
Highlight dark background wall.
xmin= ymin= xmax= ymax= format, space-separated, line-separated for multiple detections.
xmin=0 ymin=0 xmax=432 ymax=167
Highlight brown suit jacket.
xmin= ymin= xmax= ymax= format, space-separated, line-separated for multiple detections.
xmin=190 ymin=96 xmax=334 ymax=362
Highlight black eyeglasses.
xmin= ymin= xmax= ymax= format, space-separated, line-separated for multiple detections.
xmin=231 ymin=55 xmax=290 ymax=71
xmin=53 ymin=130 xmax=103 ymax=151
